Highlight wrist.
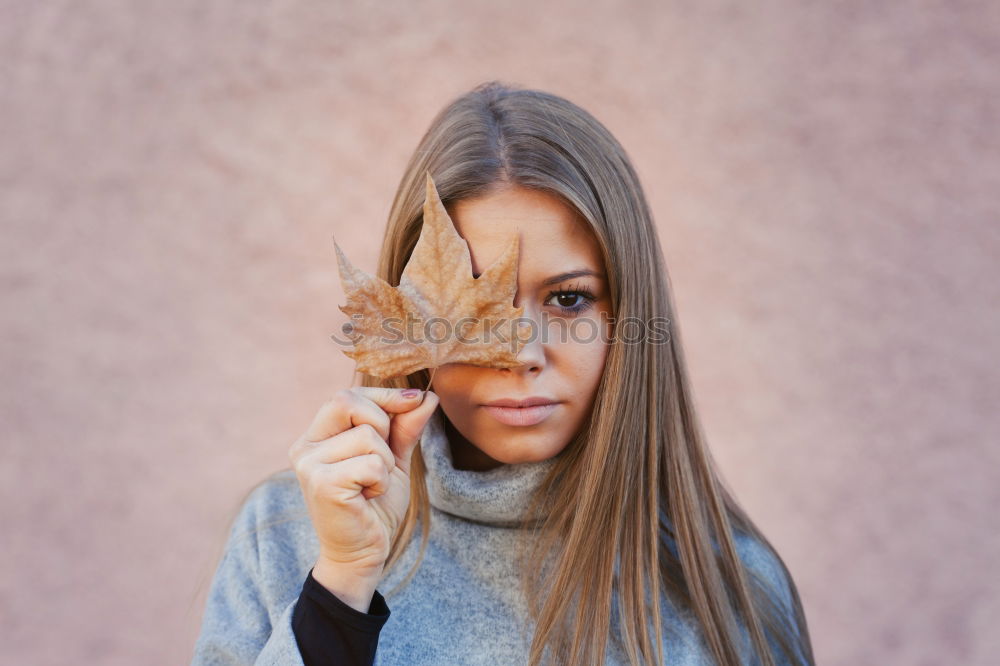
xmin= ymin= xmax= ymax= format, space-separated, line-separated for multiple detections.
xmin=311 ymin=557 xmax=384 ymax=613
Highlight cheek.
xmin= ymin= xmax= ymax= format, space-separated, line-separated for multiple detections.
xmin=430 ymin=365 xmax=483 ymax=412
xmin=557 ymin=335 xmax=610 ymax=396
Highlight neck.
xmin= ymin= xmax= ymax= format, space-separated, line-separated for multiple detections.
xmin=445 ymin=417 xmax=504 ymax=471
xmin=421 ymin=407 xmax=557 ymax=526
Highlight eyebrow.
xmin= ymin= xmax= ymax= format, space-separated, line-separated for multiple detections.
xmin=472 ymin=268 xmax=605 ymax=285
xmin=539 ymin=269 xmax=605 ymax=286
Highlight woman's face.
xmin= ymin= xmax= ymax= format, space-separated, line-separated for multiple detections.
xmin=432 ymin=184 xmax=613 ymax=471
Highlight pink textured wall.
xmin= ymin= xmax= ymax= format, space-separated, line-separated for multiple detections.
xmin=3 ymin=2 xmax=998 ymax=664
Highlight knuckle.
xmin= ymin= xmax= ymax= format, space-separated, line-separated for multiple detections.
xmin=327 ymin=389 xmax=353 ymax=410
xmin=289 ymin=436 xmax=312 ymax=458
xmin=294 ymin=453 xmax=313 ymax=477
xmin=375 ymin=439 xmax=394 ymax=465
xmin=302 ymin=470 xmax=320 ymax=496
xmin=368 ymin=453 xmax=386 ymax=475
xmin=289 ymin=446 xmax=306 ymax=469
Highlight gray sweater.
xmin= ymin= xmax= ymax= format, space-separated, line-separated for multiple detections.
xmin=192 ymin=407 xmax=802 ymax=665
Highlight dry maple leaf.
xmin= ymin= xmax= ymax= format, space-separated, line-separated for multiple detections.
xmin=332 ymin=171 xmax=530 ymax=382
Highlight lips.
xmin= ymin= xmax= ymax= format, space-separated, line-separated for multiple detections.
xmin=483 ymin=396 xmax=558 ymax=409
xmin=481 ymin=397 xmax=560 ymax=426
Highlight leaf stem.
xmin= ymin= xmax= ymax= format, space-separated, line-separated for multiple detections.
xmin=415 ymin=366 xmax=437 ymax=407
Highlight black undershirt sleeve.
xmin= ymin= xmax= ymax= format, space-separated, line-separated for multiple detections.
xmin=292 ymin=568 xmax=391 ymax=666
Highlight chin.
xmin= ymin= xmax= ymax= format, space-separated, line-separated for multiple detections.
xmin=481 ymin=437 xmax=566 ymax=465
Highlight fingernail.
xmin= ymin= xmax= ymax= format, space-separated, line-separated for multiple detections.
xmin=401 ymin=388 xmax=420 ymax=399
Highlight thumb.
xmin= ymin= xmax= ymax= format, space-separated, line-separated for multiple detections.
xmin=386 ymin=390 xmax=440 ymax=473
xmin=352 ymin=386 xmax=431 ymax=415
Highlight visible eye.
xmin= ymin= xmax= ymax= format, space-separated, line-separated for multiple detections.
xmin=544 ymin=284 xmax=597 ymax=316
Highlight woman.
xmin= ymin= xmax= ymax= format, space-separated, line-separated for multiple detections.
xmin=193 ymin=80 xmax=815 ymax=666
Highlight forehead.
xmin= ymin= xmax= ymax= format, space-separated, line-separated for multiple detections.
xmin=447 ymin=186 xmax=604 ymax=278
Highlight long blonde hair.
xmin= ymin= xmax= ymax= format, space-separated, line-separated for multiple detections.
xmin=366 ymin=81 xmax=814 ymax=666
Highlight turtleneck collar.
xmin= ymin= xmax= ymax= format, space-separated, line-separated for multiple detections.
xmin=419 ymin=407 xmax=557 ymax=527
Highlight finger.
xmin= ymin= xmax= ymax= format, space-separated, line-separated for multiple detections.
xmin=297 ymin=423 xmax=395 ymax=474
xmin=303 ymin=387 xmax=424 ymax=443
xmin=387 ymin=390 xmax=440 ymax=474
xmin=318 ymin=453 xmax=392 ymax=501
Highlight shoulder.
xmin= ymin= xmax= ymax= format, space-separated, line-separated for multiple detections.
xmin=732 ymin=531 xmax=811 ymax=665
xmin=731 ymin=528 xmax=810 ymax=663
xmin=732 ymin=531 xmax=790 ymax=597
xmin=732 ymin=530 xmax=795 ymax=617
xmin=243 ymin=468 xmax=305 ymax=519
xmin=231 ymin=468 xmax=307 ymax=532
xmin=222 ymin=469 xmax=316 ymax=579
xmin=660 ymin=513 xmax=798 ymax=625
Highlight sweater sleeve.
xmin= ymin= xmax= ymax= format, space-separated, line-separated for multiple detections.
xmin=191 ymin=486 xmax=307 ymax=665
xmin=191 ymin=541 xmax=301 ymax=664
xmin=292 ymin=568 xmax=390 ymax=665
xmin=191 ymin=474 xmax=394 ymax=666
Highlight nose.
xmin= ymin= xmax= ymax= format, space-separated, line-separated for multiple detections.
xmin=503 ymin=304 xmax=545 ymax=374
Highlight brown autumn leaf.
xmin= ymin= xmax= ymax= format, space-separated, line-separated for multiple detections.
xmin=332 ymin=171 xmax=530 ymax=380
